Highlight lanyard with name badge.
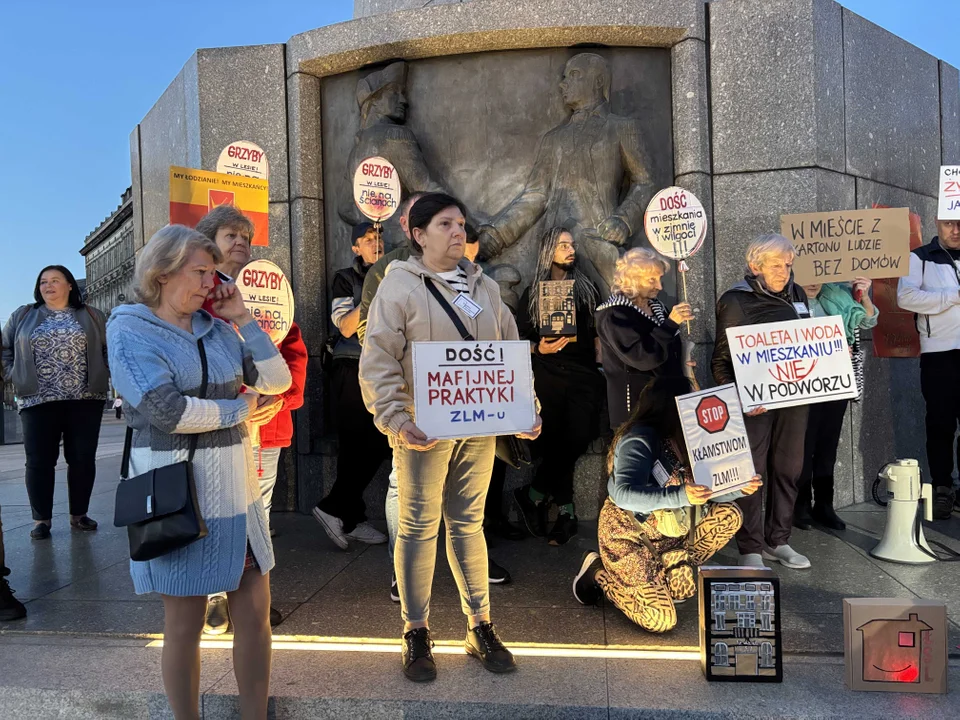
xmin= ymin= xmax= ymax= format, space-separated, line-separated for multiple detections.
xmin=453 ymin=293 xmax=483 ymax=319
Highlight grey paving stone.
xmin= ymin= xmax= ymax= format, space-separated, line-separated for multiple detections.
xmin=0 ymin=599 xmax=165 ymax=635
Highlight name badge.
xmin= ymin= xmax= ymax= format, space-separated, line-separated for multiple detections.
xmin=652 ymin=461 xmax=671 ymax=488
xmin=793 ymin=302 xmax=809 ymax=316
xmin=453 ymin=293 xmax=483 ymax=319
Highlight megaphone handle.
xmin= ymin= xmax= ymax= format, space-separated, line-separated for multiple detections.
xmin=920 ymin=483 xmax=934 ymax=522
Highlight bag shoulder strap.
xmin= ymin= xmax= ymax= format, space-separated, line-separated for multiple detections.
xmin=425 ymin=278 xmax=475 ymax=341
xmin=120 ymin=336 xmax=208 ymax=479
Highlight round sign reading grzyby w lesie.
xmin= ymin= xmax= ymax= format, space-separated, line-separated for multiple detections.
xmin=216 ymin=141 xmax=269 ymax=181
xmin=353 ymin=156 xmax=401 ymax=222
xmin=236 ymin=259 xmax=294 ymax=344
xmin=643 ymin=186 xmax=708 ymax=260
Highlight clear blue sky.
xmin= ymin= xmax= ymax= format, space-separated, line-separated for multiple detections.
xmin=0 ymin=0 xmax=956 ymax=323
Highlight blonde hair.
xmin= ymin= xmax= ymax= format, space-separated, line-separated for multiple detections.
xmin=611 ymin=248 xmax=670 ymax=299
xmin=746 ymin=233 xmax=795 ymax=270
xmin=135 ymin=225 xmax=222 ymax=307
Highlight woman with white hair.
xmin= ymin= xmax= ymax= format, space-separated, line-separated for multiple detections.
xmin=107 ymin=225 xmax=292 ymax=719
xmin=712 ymin=233 xmax=812 ymax=571
xmin=595 ymin=248 xmax=695 ymax=429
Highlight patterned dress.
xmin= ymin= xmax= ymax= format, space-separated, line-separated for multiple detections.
xmin=19 ymin=310 xmax=106 ymax=411
xmin=596 ymin=439 xmax=742 ymax=633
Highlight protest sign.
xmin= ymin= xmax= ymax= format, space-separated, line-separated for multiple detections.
xmin=537 ymin=280 xmax=577 ymax=337
xmin=871 ymin=204 xmax=921 ymax=358
xmin=353 ymin=156 xmax=401 ymax=222
xmin=216 ymin=141 xmax=269 ymax=180
xmin=169 ymin=166 xmax=270 ymax=247
xmin=412 ymin=341 xmax=536 ymax=440
xmin=726 ymin=316 xmax=858 ymax=412
xmin=938 ymin=165 xmax=960 ymax=220
xmin=643 ymin=186 xmax=707 ymax=260
xmin=236 ymin=259 xmax=294 ymax=344
xmin=676 ymin=384 xmax=755 ymax=496
xmin=782 ymin=208 xmax=910 ymax=285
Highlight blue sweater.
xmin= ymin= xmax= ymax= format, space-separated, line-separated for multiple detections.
xmin=107 ymin=304 xmax=291 ymax=596
xmin=608 ymin=424 xmax=745 ymax=517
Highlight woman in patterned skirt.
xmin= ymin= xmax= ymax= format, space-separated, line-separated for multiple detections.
xmin=1 ymin=265 xmax=109 ymax=539
xmin=572 ymin=377 xmax=761 ymax=632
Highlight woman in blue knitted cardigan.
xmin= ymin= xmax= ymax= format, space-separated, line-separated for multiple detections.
xmin=107 ymin=225 xmax=291 ymax=720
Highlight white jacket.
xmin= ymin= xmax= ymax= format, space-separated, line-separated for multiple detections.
xmin=897 ymin=237 xmax=960 ymax=354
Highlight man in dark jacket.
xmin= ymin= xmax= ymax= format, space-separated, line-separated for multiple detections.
xmin=515 ymin=228 xmax=603 ymax=545
xmin=897 ymin=219 xmax=960 ymax=519
xmin=313 ymin=223 xmax=392 ymax=549
xmin=712 ymin=234 xmax=811 ymax=570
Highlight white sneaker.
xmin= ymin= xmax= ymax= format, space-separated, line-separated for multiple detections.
xmin=739 ymin=553 xmax=765 ymax=567
xmin=763 ymin=544 xmax=811 ymax=569
xmin=345 ymin=521 xmax=388 ymax=545
xmin=312 ymin=507 xmax=349 ymax=550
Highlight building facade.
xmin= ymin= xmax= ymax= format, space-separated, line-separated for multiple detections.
xmin=80 ymin=187 xmax=135 ymax=315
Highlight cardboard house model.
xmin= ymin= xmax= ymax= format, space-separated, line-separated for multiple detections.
xmin=537 ymin=280 xmax=577 ymax=337
xmin=843 ymin=598 xmax=947 ymax=694
xmin=699 ymin=567 xmax=782 ymax=682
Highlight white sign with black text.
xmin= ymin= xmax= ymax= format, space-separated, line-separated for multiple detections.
xmin=676 ymin=384 xmax=756 ymax=496
xmin=412 ymin=341 xmax=536 ymax=440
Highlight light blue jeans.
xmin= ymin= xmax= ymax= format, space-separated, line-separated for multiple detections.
xmin=386 ymin=456 xmax=399 ymax=561
xmin=394 ymin=437 xmax=495 ymax=624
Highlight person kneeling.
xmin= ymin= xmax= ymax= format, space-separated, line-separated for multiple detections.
xmin=573 ymin=377 xmax=761 ymax=632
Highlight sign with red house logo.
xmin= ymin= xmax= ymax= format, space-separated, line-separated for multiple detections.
xmin=843 ymin=598 xmax=947 ymax=694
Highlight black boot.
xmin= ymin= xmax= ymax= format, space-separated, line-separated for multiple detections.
xmin=793 ymin=501 xmax=813 ymax=530
xmin=513 ymin=485 xmax=547 ymax=537
xmin=811 ymin=502 xmax=846 ymax=531
xmin=0 ymin=577 xmax=26 ymax=622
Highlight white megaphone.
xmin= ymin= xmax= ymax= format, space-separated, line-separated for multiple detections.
xmin=870 ymin=459 xmax=936 ymax=565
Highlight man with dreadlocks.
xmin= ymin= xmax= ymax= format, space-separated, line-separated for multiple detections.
xmin=515 ymin=227 xmax=604 ymax=545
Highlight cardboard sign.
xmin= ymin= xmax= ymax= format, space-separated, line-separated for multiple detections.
xmin=843 ymin=598 xmax=947 ymax=694
xmin=353 ymin=156 xmax=401 ymax=222
xmin=216 ymin=140 xmax=269 ymax=180
xmin=782 ymin=208 xmax=911 ymax=285
xmin=537 ymin=280 xmax=577 ymax=337
xmin=871 ymin=204 xmax=922 ymax=358
xmin=169 ymin=166 xmax=269 ymax=247
xmin=676 ymin=384 xmax=755 ymax=496
xmin=412 ymin=341 xmax=536 ymax=440
xmin=643 ymin=186 xmax=707 ymax=260
xmin=236 ymin=259 xmax=294 ymax=344
xmin=938 ymin=165 xmax=960 ymax=220
xmin=726 ymin=316 xmax=858 ymax=411
xmin=699 ymin=567 xmax=782 ymax=683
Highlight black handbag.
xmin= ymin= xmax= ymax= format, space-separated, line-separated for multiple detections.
xmin=113 ymin=339 xmax=209 ymax=561
xmin=426 ymin=278 xmax=532 ymax=467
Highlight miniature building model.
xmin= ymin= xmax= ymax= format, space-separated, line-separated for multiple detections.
xmin=843 ymin=598 xmax=947 ymax=693
xmin=699 ymin=567 xmax=782 ymax=682
xmin=538 ymin=280 xmax=577 ymax=337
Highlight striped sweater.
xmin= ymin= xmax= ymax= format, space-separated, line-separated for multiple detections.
xmin=107 ymin=304 xmax=292 ymax=596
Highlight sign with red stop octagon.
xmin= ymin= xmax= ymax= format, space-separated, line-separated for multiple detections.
xmin=696 ymin=395 xmax=729 ymax=434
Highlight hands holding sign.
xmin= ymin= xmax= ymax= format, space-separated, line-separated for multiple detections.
xmin=668 ymin=302 xmax=695 ymax=325
xmin=399 ymin=414 xmax=543 ymax=450
xmin=685 ymin=475 xmax=763 ymax=505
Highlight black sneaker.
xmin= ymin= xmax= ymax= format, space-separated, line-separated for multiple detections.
xmin=0 ymin=578 xmax=26 ymax=622
xmin=513 ymin=486 xmax=547 ymax=537
xmin=69 ymin=516 xmax=98 ymax=532
xmin=402 ymin=627 xmax=437 ymax=682
xmin=933 ymin=487 xmax=956 ymax=521
xmin=484 ymin=516 xmax=525 ymax=542
xmin=547 ymin=512 xmax=578 ymax=546
xmin=573 ymin=551 xmax=603 ymax=606
xmin=203 ymin=595 xmax=230 ymax=635
xmin=488 ymin=558 xmax=511 ymax=585
xmin=811 ymin=502 xmax=846 ymax=531
xmin=390 ymin=574 xmax=400 ymax=603
xmin=269 ymin=607 xmax=283 ymax=627
xmin=29 ymin=523 xmax=50 ymax=540
xmin=465 ymin=622 xmax=516 ymax=673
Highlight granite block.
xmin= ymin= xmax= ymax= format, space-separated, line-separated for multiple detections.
xmin=0 ymin=688 xmax=172 ymax=720
xmin=674 ymin=172 xmax=715 ymax=344
xmin=843 ymin=8 xmax=941 ymax=196
xmin=195 ymin=45 xmax=289 ymax=202
xmin=671 ymin=38 xmax=711 ymax=177
xmin=287 ymin=72 xmax=322 ymax=201
xmin=855 ymin=177 xmax=939 ymax=240
xmin=290 ymin=198 xmax=325 ymax=357
xmin=941 ymin=61 xmax=960 ymax=165
xmin=354 ymin=0 xmax=445 ymax=19
xmin=712 ymin=168 xmax=856 ymax=294
xmin=129 ymin=126 xmax=145 ymax=251
xmin=289 ymin=0 xmax=703 ymax=78
xmin=710 ymin=0 xmax=844 ymax=174
xmin=250 ymin=202 xmax=292 ymax=278
xmin=137 ymin=54 xmax=201 ymax=244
